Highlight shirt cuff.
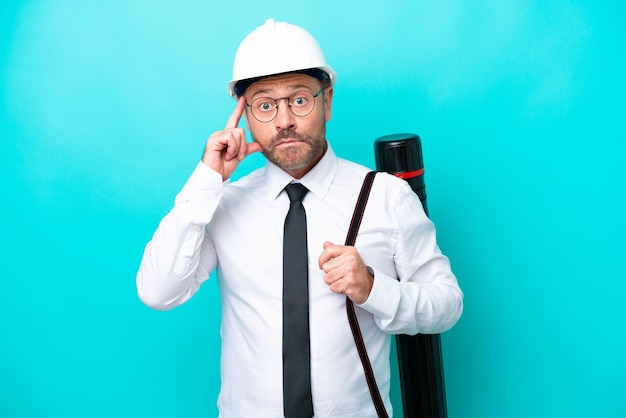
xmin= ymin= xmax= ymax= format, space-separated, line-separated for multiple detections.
xmin=174 ymin=162 xmax=224 ymax=223
xmin=178 ymin=162 xmax=224 ymax=193
xmin=357 ymin=266 xmax=401 ymax=321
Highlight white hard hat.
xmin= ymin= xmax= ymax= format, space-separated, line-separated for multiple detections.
xmin=227 ymin=19 xmax=336 ymax=98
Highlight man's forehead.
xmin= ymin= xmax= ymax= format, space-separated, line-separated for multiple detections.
xmin=246 ymin=73 xmax=319 ymax=96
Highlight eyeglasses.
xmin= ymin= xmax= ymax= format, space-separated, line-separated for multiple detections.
xmin=246 ymin=89 xmax=325 ymax=123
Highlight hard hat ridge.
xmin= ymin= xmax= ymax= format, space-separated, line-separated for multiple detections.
xmin=227 ymin=19 xmax=336 ymax=98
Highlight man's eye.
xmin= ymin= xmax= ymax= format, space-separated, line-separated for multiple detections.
xmin=257 ymin=101 xmax=273 ymax=112
xmin=292 ymin=96 xmax=308 ymax=106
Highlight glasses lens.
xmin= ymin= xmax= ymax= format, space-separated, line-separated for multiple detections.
xmin=288 ymin=91 xmax=315 ymax=117
xmin=250 ymin=98 xmax=277 ymax=123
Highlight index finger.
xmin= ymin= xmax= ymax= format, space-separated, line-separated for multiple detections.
xmin=225 ymin=97 xmax=246 ymax=130
xmin=318 ymin=242 xmax=342 ymax=269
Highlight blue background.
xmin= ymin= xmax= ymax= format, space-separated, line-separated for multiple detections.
xmin=2 ymin=1 xmax=625 ymax=417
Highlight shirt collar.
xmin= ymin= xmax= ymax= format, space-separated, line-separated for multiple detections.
xmin=266 ymin=142 xmax=338 ymax=201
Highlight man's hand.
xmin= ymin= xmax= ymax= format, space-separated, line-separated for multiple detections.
xmin=201 ymin=97 xmax=263 ymax=181
xmin=318 ymin=241 xmax=374 ymax=304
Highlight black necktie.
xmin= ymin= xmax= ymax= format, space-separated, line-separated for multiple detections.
xmin=282 ymin=183 xmax=314 ymax=418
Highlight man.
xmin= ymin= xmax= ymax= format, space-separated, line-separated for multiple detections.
xmin=137 ymin=19 xmax=463 ymax=417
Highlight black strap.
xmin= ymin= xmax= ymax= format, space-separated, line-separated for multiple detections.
xmin=344 ymin=171 xmax=389 ymax=418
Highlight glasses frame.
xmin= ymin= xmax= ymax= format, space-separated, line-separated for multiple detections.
xmin=245 ymin=88 xmax=326 ymax=123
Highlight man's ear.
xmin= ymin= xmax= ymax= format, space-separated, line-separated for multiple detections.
xmin=324 ymin=87 xmax=334 ymax=122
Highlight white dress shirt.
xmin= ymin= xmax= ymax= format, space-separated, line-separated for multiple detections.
xmin=136 ymin=145 xmax=463 ymax=417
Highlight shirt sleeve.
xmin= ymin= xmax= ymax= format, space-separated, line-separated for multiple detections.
xmin=358 ymin=181 xmax=464 ymax=335
xmin=136 ymin=162 xmax=224 ymax=311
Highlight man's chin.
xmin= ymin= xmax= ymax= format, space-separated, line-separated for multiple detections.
xmin=265 ymin=146 xmax=306 ymax=167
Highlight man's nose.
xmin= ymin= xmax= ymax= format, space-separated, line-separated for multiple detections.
xmin=274 ymin=99 xmax=296 ymax=130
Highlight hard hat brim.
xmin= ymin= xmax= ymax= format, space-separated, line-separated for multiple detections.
xmin=229 ymin=67 xmax=335 ymax=98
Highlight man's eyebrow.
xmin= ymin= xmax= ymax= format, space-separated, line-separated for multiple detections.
xmin=249 ymin=84 xmax=314 ymax=98
xmin=285 ymin=84 xmax=313 ymax=91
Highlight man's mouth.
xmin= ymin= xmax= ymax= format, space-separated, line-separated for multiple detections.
xmin=276 ymin=138 xmax=300 ymax=146
xmin=271 ymin=130 xmax=307 ymax=148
